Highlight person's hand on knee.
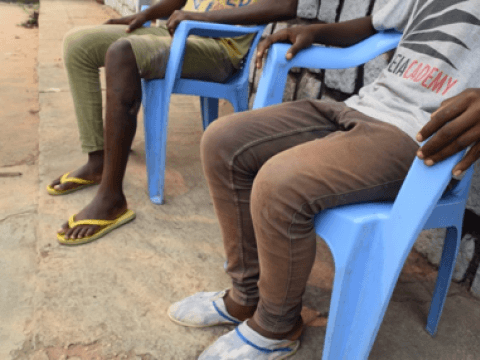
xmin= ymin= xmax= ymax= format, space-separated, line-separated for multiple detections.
xmin=104 ymin=12 xmax=148 ymax=33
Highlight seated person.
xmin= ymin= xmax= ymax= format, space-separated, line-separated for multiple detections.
xmin=49 ymin=0 xmax=298 ymax=244
xmin=167 ymin=0 xmax=480 ymax=358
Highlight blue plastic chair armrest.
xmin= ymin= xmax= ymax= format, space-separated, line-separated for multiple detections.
xmin=269 ymin=30 xmax=402 ymax=72
xmin=174 ymin=20 xmax=265 ymax=39
xmin=253 ymin=30 xmax=401 ymax=109
xmin=382 ymin=148 xmax=466 ymax=266
xmin=166 ymin=21 xmax=265 ymax=90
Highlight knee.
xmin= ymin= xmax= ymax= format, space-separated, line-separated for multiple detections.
xmin=105 ymin=40 xmax=141 ymax=110
xmin=200 ymin=114 xmax=243 ymax=174
xmin=63 ymin=27 xmax=92 ymax=68
xmin=251 ymin=154 xmax=308 ymax=222
xmin=105 ymin=39 xmax=136 ymax=70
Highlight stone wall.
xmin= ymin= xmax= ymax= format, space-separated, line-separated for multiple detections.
xmin=104 ymin=0 xmax=480 ymax=297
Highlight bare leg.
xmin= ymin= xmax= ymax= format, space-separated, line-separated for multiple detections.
xmin=58 ymin=39 xmax=142 ymax=240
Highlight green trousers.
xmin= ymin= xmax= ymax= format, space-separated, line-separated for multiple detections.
xmin=63 ymin=24 xmax=236 ymax=153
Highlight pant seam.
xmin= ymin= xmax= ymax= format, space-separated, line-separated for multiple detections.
xmin=228 ymin=125 xmax=334 ymax=303
xmin=271 ymin=177 xmax=407 ymax=332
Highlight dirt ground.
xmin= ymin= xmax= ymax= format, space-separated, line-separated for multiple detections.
xmin=0 ymin=2 xmax=39 ymax=170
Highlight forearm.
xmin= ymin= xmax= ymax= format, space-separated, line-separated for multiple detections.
xmin=311 ymin=16 xmax=376 ymax=47
xmin=143 ymin=0 xmax=187 ymax=20
xmin=195 ymin=0 xmax=298 ymax=25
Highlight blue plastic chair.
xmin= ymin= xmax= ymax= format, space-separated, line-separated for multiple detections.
xmin=141 ymin=10 xmax=266 ymax=204
xmin=253 ymin=31 xmax=475 ymax=359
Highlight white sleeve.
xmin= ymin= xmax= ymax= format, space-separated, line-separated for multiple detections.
xmin=372 ymin=0 xmax=417 ymax=32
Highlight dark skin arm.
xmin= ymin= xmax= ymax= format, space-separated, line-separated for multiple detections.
xmin=417 ymin=88 xmax=480 ymax=175
xmin=104 ymin=0 xmax=187 ymax=32
xmin=166 ymin=0 xmax=298 ymax=35
xmin=105 ymin=0 xmax=298 ymax=35
xmin=256 ymin=16 xmax=376 ymax=68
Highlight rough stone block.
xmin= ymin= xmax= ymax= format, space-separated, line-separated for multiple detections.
xmin=273 ymin=22 xmax=289 ymax=33
xmin=466 ymin=161 xmax=480 ymax=211
xmin=364 ymin=54 xmax=388 ymax=86
xmin=453 ymin=234 xmax=476 ymax=281
xmin=283 ymin=73 xmax=298 ymax=102
xmin=262 ymin=22 xmax=274 ymax=37
xmin=318 ymin=0 xmax=340 ymax=23
xmin=324 ymin=67 xmax=357 ymax=94
xmin=296 ymin=71 xmax=322 ymax=100
xmin=471 ymin=266 xmax=480 ymax=298
xmin=121 ymin=3 xmax=133 ymax=16
xmin=297 ymin=0 xmax=319 ymax=19
xmin=251 ymin=63 xmax=263 ymax=94
xmin=338 ymin=0 xmax=370 ymax=22
xmin=413 ymin=228 xmax=446 ymax=266
xmin=248 ymin=56 xmax=257 ymax=84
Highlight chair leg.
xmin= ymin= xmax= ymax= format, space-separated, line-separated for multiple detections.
xmin=200 ymin=97 xmax=219 ymax=130
xmin=142 ymin=79 xmax=169 ymax=205
xmin=426 ymin=226 xmax=461 ymax=336
xmin=319 ymin=221 xmax=389 ymax=360
xmin=318 ymin=217 xmax=420 ymax=359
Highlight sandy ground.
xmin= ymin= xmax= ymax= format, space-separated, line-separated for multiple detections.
xmin=0 ymin=2 xmax=39 ymax=169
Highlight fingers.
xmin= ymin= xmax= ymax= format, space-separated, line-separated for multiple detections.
xmin=126 ymin=19 xmax=142 ymax=33
xmin=417 ymin=93 xmax=469 ymax=142
xmin=417 ymin=106 xmax=480 ymax=174
xmin=166 ymin=11 xmax=181 ymax=36
xmin=286 ymin=34 xmax=313 ymax=60
xmin=453 ymin=142 xmax=480 ymax=175
xmin=255 ymin=37 xmax=273 ymax=68
xmin=256 ymin=31 xmax=292 ymax=69
xmin=418 ymin=109 xmax=477 ymax=159
xmin=104 ymin=18 xmax=118 ymax=25
xmin=166 ymin=18 xmax=177 ymax=36
xmin=420 ymin=128 xmax=477 ymax=166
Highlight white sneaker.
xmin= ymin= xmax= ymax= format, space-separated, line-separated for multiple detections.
xmin=167 ymin=290 xmax=241 ymax=328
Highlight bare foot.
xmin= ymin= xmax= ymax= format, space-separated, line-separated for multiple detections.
xmin=58 ymin=190 xmax=127 ymax=240
xmin=49 ymin=151 xmax=103 ymax=193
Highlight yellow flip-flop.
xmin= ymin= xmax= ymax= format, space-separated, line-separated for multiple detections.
xmin=57 ymin=209 xmax=136 ymax=246
xmin=47 ymin=172 xmax=99 ymax=195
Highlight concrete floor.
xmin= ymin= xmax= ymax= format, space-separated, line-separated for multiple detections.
xmin=0 ymin=0 xmax=479 ymax=359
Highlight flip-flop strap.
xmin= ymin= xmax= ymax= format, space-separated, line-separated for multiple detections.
xmin=60 ymin=172 xmax=96 ymax=185
xmin=68 ymin=214 xmax=116 ymax=229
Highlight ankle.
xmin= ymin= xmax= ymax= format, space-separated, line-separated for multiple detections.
xmin=247 ymin=317 xmax=303 ymax=341
xmin=95 ymin=187 xmax=127 ymax=207
xmin=223 ymin=291 xmax=257 ymax=321
xmin=87 ymin=150 xmax=104 ymax=174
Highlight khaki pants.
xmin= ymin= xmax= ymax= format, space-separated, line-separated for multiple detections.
xmin=63 ymin=24 xmax=235 ymax=153
xmin=201 ymin=100 xmax=419 ymax=334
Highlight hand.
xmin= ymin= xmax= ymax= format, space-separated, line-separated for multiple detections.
xmin=166 ymin=10 xmax=199 ymax=36
xmin=417 ymin=88 xmax=480 ymax=175
xmin=255 ymin=25 xmax=315 ymax=69
xmin=104 ymin=13 xmax=147 ymax=33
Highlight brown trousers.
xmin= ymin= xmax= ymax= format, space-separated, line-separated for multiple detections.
xmin=201 ymin=100 xmax=419 ymax=334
